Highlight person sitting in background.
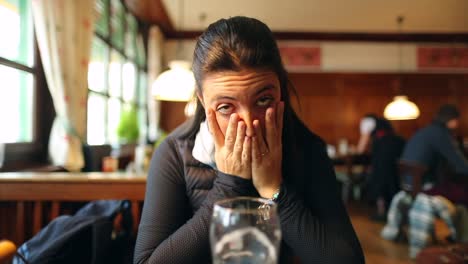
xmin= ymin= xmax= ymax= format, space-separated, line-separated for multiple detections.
xmin=134 ymin=16 xmax=364 ymax=263
xmin=357 ymin=114 xmax=405 ymax=221
xmin=400 ymin=104 xmax=468 ymax=207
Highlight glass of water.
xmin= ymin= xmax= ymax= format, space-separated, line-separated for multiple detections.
xmin=210 ymin=197 xmax=281 ymax=264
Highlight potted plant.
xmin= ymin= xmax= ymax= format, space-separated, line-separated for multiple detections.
xmin=117 ymin=105 xmax=140 ymax=144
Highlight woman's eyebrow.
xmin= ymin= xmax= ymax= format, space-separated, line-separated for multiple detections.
xmin=254 ymin=85 xmax=275 ymax=96
xmin=212 ymin=84 xmax=275 ymax=102
xmin=213 ymin=95 xmax=236 ymax=102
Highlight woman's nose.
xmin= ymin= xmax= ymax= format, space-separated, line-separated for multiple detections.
xmin=238 ymin=110 xmax=258 ymax=137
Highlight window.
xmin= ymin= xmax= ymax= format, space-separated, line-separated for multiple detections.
xmin=0 ymin=0 xmax=35 ymax=143
xmin=87 ymin=0 xmax=147 ymax=145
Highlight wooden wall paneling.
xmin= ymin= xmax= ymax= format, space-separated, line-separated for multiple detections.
xmin=159 ymin=101 xmax=189 ymax=133
xmin=288 ymin=73 xmax=468 ymax=146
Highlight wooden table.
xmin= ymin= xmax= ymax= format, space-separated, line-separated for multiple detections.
xmin=0 ymin=172 xmax=146 ymax=244
xmin=334 ymin=155 xmax=369 ymax=203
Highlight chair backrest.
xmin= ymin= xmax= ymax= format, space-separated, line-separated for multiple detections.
xmin=398 ymin=160 xmax=428 ymax=198
xmin=82 ymin=145 xmax=112 ymax=172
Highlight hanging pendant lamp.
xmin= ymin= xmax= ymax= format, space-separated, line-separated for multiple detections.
xmin=383 ymin=16 xmax=420 ymax=121
xmin=384 ymin=96 xmax=420 ymax=120
xmin=152 ymin=60 xmax=195 ymax=102
xmin=151 ymin=0 xmax=195 ymax=102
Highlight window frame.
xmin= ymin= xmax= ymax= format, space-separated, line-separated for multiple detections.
xmin=0 ymin=38 xmax=52 ymax=171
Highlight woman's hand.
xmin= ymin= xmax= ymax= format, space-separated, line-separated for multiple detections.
xmin=252 ymin=102 xmax=284 ymax=198
xmin=206 ymin=109 xmax=252 ymax=180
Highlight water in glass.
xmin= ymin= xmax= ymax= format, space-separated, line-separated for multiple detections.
xmin=210 ymin=197 xmax=281 ymax=264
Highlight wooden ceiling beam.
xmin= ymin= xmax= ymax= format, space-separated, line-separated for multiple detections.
xmin=125 ymin=0 xmax=174 ymax=34
xmin=167 ymin=30 xmax=468 ymax=43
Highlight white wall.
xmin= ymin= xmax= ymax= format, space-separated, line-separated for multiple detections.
xmin=164 ymin=40 xmax=467 ymax=73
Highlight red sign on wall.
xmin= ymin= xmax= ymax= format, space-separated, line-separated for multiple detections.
xmin=279 ymin=45 xmax=321 ymax=70
xmin=417 ymin=47 xmax=468 ymax=69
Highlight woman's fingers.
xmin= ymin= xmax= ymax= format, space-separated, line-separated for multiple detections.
xmin=233 ymin=121 xmax=246 ymax=159
xmin=252 ymin=135 xmax=260 ymax=164
xmin=265 ymin=107 xmax=276 ymax=147
xmin=242 ymin=136 xmax=251 ymax=164
xmin=206 ymin=109 xmax=224 ymax=148
xmin=277 ymin=101 xmax=284 ymax=138
xmin=253 ymin=120 xmax=268 ymax=157
xmin=224 ymin=113 xmax=239 ymax=151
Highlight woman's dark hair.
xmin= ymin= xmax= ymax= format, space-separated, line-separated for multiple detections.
xmin=433 ymin=104 xmax=460 ymax=126
xmin=181 ymin=16 xmax=297 ymax=138
xmin=363 ymin=113 xmax=394 ymax=137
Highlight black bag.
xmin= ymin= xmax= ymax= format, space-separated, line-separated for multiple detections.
xmin=14 ymin=200 xmax=133 ymax=264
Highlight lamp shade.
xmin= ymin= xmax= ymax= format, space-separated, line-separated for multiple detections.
xmin=152 ymin=60 xmax=196 ymax=102
xmin=384 ymin=96 xmax=420 ymax=120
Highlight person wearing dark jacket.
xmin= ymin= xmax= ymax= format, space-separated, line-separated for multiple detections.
xmin=400 ymin=104 xmax=468 ymax=206
xmin=134 ymin=17 xmax=364 ymax=264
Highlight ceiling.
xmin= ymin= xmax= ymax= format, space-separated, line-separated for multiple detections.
xmin=161 ymin=0 xmax=468 ymax=33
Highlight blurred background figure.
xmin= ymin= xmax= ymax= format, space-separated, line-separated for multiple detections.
xmin=400 ymin=104 xmax=468 ymax=207
xmin=357 ymin=114 xmax=405 ymax=221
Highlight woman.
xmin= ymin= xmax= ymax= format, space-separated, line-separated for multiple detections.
xmin=357 ymin=114 xmax=405 ymax=221
xmin=134 ymin=16 xmax=364 ymax=263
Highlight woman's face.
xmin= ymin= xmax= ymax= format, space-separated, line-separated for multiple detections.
xmin=200 ymin=68 xmax=281 ymax=138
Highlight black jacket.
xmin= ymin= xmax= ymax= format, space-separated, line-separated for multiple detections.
xmin=134 ymin=118 xmax=364 ymax=264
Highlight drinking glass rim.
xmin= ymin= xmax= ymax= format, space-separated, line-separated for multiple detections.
xmin=213 ymin=196 xmax=276 ymax=213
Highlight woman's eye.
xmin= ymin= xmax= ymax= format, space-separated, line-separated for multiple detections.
xmin=256 ymin=97 xmax=274 ymax=107
xmin=216 ymin=104 xmax=233 ymax=115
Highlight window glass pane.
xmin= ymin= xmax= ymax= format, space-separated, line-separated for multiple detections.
xmin=125 ymin=14 xmax=137 ymax=59
xmin=95 ymin=0 xmax=109 ymax=37
xmin=107 ymin=97 xmax=121 ymax=144
xmin=108 ymin=49 xmax=123 ymax=97
xmin=138 ymin=107 xmax=147 ymax=140
xmin=122 ymin=61 xmax=136 ymax=102
xmin=110 ymin=0 xmax=124 ymax=50
xmin=0 ymin=0 xmax=34 ymax=67
xmin=87 ymin=92 xmax=107 ymax=145
xmin=0 ymin=65 xmax=33 ymax=143
xmin=138 ymin=71 xmax=147 ymax=106
xmin=88 ymin=37 xmax=109 ymax=93
xmin=136 ymin=34 xmax=146 ymax=67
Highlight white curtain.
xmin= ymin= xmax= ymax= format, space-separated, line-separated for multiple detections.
xmin=32 ymin=0 xmax=95 ymax=171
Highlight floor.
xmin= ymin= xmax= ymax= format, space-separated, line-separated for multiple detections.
xmin=348 ymin=203 xmax=414 ymax=264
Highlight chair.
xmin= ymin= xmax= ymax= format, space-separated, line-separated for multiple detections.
xmin=398 ymin=160 xmax=427 ymax=198
xmin=336 ymin=154 xmax=370 ymax=203
xmin=82 ymin=144 xmax=112 ymax=172
xmin=393 ymin=160 xmax=428 ymax=243
xmin=397 ymin=160 xmax=456 ymax=257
